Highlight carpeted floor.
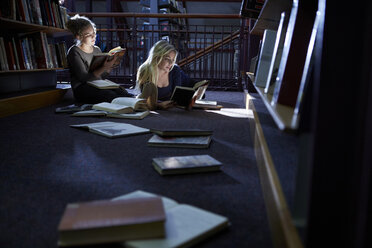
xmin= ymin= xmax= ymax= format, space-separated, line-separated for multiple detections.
xmin=0 ymin=90 xmax=273 ymax=248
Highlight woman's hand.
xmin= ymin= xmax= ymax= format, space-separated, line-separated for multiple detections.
xmin=157 ymin=100 xmax=176 ymax=110
xmin=92 ymin=54 xmax=118 ymax=78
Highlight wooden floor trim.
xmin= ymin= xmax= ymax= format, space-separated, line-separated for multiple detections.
xmin=245 ymin=91 xmax=303 ymax=248
xmin=0 ymin=89 xmax=68 ymax=118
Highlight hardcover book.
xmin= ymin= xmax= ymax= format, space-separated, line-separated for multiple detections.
xmin=150 ymin=128 xmax=213 ymax=137
xmin=152 ymin=154 xmax=222 ymax=175
xmin=70 ymin=121 xmax=150 ymax=138
xmin=89 ymin=46 xmax=126 ymax=72
xmin=92 ymin=97 xmax=148 ymax=114
xmin=147 ymin=134 xmax=212 ymax=148
xmin=113 ymin=190 xmax=230 ymax=248
xmin=58 ymin=197 xmax=166 ymax=247
xmin=170 ymin=80 xmax=209 ymax=109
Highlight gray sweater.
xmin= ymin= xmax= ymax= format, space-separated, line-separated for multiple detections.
xmin=67 ymin=45 xmax=108 ymax=90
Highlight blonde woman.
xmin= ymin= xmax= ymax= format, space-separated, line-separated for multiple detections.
xmin=66 ymin=14 xmax=132 ymax=103
xmin=136 ymin=40 xmax=196 ymax=110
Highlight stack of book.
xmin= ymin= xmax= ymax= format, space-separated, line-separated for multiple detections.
xmin=57 ymin=190 xmax=230 ymax=247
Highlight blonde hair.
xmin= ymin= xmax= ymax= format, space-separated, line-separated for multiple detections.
xmin=136 ymin=40 xmax=178 ymax=89
xmin=66 ymin=14 xmax=96 ymax=45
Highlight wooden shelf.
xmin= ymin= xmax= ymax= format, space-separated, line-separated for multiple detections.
xmin=254 ymin=85 xmax=298 ymax=132
xmin=250 ymin=0 xmax=292 ymax=35
xmin=0 ymin=17 xmax=68 ymax=35
xmin=0 ymin=68 xmax=66 ymax=74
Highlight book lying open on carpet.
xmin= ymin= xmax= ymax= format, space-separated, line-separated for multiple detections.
xmin=58 ymin=196 xmax=166 ymax=247
xmin=70 ymin=121 xmax=150 ymax=138
xmin=92 ymin=97 xmax=148 ymax=114
xmin=71 ymin=110 xmax=150 ymax=120
xmin=87 ymin=79 xmax=120 ymax=89
xmin=150 ymin=128 xmax=213 ymax=137
xmin=55 ymin=104 xmax=93 ymax=113
xmin=147 ymin=134 xmax=211 ymax=148
xmin=89 ymin=46 xmax=126 ymax=72
xmin=170 ymin=80 xmax=209 ymax=109
xmin=152 ymin=154 xmax=222 ymax=175
xmin=113 ymin=190 xmax=229 ymax=248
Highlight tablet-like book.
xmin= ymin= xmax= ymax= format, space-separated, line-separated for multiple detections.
xmin=71 ymin=110 xmax=150 ymax=120
xmin=170 ymin=80 xmax=209 ymax=109
xmin=113 ymin=190 xmax=230 ymax=248
xmin=150 ymin=128 xmax=213 ymax=137
xmin=92 ymin=97 xmax=148 ymax=114
xmin=89 ymin=46 xmax=126 ymax=72
xmin=152 ymin=154 xmax=222 ymax=175
xmin=87 ymin=79 xmax=120 ymax=89
xmin=58 ymin=196 xmax=166 ymax=247
xmin=147 ymin=134 xmax=211 ymax=148
xmin=70 ymin=121 xmax=150 ymax=138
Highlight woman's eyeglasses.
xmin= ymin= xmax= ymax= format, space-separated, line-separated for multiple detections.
xmin=83 ymin=32 xmax=96 ymax=39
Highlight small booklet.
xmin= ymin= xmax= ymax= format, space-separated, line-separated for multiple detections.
xmin=147 ymin=134 xmax=212 ymax=148
xmin=71 ymin=109 xmax=150 ymax=120
xmin=87 ymin=79 xmax=120 ymax=89
xmin=89 ymin=46 xmax=126 ymax=72
xmin=150 ymin=128 xmax=213 ymax=137
xmin=113 ymin=190 xmax=230 ymax=248
xmin=70 ymin=121 xmax=150 ymax=138
xmin=92 ymin=97 xmax=148 ymax=114
xmin=170 ymin=80 xmax=209 ymax=109
xmin=193 ymin=100 xmax=223 ymax=110
xmin=152 ymin=154 xmax=222 ymax=175
xmin=57 ymin=196 xmax=166 ymax=247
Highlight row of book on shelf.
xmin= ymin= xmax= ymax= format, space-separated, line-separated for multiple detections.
xmin=250 ymin=1 xmax=318 ymax=117
xmin=0 ymin=0 xmax=68 ymax=29
xmin=0 ymin=32 xmax=68 ymax=71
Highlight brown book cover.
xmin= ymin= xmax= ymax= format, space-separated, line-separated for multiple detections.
xmin=58 ymin=196 xmax=166 ymax=246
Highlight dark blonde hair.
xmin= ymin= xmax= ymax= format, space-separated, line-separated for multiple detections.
xmin=66 ymin=14 xmax=96 ymax=38
xmin=136 ymin=40 xmax=178 ymax=88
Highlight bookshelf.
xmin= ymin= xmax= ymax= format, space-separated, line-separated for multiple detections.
xmin=0 ymin=0 xmax=70 ymax=117
xmin=245 ymin=0 xmax=372 ymax=247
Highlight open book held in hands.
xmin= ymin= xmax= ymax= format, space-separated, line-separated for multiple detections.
xmin=57 ymin=196 xmax=166 ymax=247
xmin=92 ymin=97 xmax=148 ymax=114
xmin=89 ymin=46 xmax=126 ymax=72
xmin=170 ymin=80 xmax=209 ymax=109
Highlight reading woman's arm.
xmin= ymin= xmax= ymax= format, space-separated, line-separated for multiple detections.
xmin=67 ymin=47 xmax=99 ymax=83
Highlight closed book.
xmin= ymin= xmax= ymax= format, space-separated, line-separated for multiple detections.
xmin=58 ymin=197 xmax=166 ymax=247
xmin=72 ymin=109 xmax=150 ymax=120
xmin=147 ymin=134 xmax=211 ymax=148
xmin=87 ymin=79 xmax=120 ymax=89
xmin=150 ymin=128 xmax=213 ymax=137
xmin=113 ymin=190 xmax=230 ymax=248
xmin=152 ymin=154 xmax=222 ymax=175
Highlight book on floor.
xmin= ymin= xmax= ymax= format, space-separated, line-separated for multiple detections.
xmin=170 ymin=80 xmax=209 ymax=109
xmin=57 ymin=196 xmax=166 ymax=247
xmin=71 ymin=109 xmax=150 ymax=120
xmin=87 ymin=79 xmax=120 ymax=89
xmin=150 ymin=128 xmax=213 ymax=137
xmin=55 ymin=104 xmax=93 ymax=114
xmin=152 ymin=154 xmax=222 ymax=175
xmin=70 ymin=121 xmax=150 ymax=138
xmin=147 ymin=134 xmax=212 ymax=148
xmin=112 ymin=190 xmax=230 ymax=248
xmin=192 ymin=100 xmax=223 ymax=110
xmin=92 ymin=97 xmax=148 ymax=114
xmin=89 ymin=46 xmax=126 ymax=72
